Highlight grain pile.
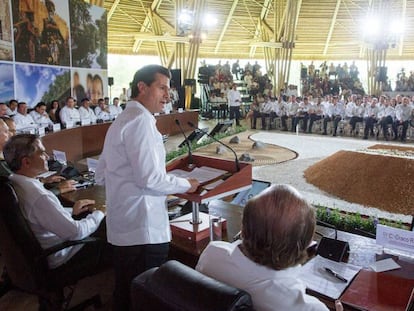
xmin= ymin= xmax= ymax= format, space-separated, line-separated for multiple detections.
xmin=304 ymin=145 xmax=414 ymax=215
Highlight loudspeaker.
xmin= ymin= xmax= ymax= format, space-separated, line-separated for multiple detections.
xmin=377 ymin=67 xmax=387 ymax=82
xmin=108 ymin=77 xmax=114 ymax=86
xmin=317 ymin=237 xmax=350 ymax=262
xmin=301 ymin=67 xmax=307 ymax=79
xmin=184 ymin=79 xmax=196 ymax=86
xmin=171 ymin=69 xmax=182 ymax=87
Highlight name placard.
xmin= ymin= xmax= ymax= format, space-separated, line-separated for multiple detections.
xmin=376 ymin=224 xmax=414 ymax=253
xmin=53 ymin=149 xmax=67 ymax=165
xmin=53 ymin=123 xmax=61 ymax=132
xmin=81 ymin=119 xmax=90 ymax=126
xmin=66 ymin=120 xmax=74 ymax=129
xmin=38 ymin=126 xmax=46 ymax=137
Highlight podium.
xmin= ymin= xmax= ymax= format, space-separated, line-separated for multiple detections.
xmin=167 ymin=155 xmax=252 ymax=241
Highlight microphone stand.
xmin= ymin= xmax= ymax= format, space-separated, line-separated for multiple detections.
xmin=187 ymin=121 xmax=240 ymax=172
xmin=175 ymin=119 xmax=195 ymax=169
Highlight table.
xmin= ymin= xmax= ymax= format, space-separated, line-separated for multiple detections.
xmin=61 ymin=186 xmax=413 ymax=311
xmin=41 ymin=110 xmax=199 ymax=165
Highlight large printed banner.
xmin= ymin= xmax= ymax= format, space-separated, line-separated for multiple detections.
xmin=0 ymin=0 xmax=108 ymax=106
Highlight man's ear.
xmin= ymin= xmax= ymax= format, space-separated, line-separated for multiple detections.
xmin=137 ymin=81 xmax=147 ymax=94
xmin=20 ymin=156 xmax=31 ymax=169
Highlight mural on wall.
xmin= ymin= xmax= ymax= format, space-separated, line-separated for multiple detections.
xmin=71 ymin=68 xmax=107 ymax=104
xmin=0 ymin=63 xmax=14 ymax=102
xmin=0 ymin=0 xmax=13 ymax=61
xmin=12 ymin=0 xmax=70 ymax=66
xmin=15 ymin=63 xmax=70 ymax=107
xmin=69 ymin=0 xmax=107 ymax=69
xmin=3 ymin=0 xmax=107 ymax=107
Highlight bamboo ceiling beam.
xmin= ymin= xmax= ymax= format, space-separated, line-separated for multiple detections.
xmin=323 ymin=0 xmax=341 ymax=56
xmin=214 ymin=0 xmax=239 ymax=54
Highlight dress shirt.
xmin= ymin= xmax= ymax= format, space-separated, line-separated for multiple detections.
xmin=395 ymin=104 xmax=412 ymax=122
xmin=196 ymin=241 xmax=328 ymax=311
xmin=96 ymin=109 xmax=112 ymax=121
xmin=95 ymin=101 xmax=191 ymax=246
xmin=9 ymin=173 xmax=104 ymax=268
xmin=29 ymin=110 xmax=53 ymax=127
xmin=378 ymin=105 xmax=395 ymax=119
xmin=78 ymin=106 xmax=97 ymax=124
xmin=59 ymin=106 xmax=81 ymax=125
xmin=13 ymin=112 xmax=37 ymax=130
xmin=108 ymin=105 xmax=123 ymax=119
xmin=227 ymin=89 xmax=242 ymax=107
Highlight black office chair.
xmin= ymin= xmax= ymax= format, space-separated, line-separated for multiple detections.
xmin=0 ymin=176 xmax=102 ymax=310
xmin=130 ymin=260 xmax=254 ymax=311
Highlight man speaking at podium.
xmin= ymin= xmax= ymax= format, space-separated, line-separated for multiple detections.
xmin=95 ymin=65 xmax=199 ymax=310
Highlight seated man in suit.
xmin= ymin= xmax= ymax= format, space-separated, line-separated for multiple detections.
xmin=3 ymin=134 xmax=106 ymax=269
xmin=196 ymin=184 xmax=343 ymax=311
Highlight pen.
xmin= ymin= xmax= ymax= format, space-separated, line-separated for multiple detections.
xmin=324 ymin=267 xmax=348 ymax=283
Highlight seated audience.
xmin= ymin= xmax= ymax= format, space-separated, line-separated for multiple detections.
xmin=196 ymin=184 xmax=342 ymax=311
xmin=3 ymin=134 xmax=105 ymax=269
xmin=0 ymin=103 xmax=8 ymax=117
xmin=95 ymin=98 xmax=111 ymax=121
xmin=6 ymin=99 xmax=17 ymax=117
xmin=109 ymin=97 xmax=123 ymax=119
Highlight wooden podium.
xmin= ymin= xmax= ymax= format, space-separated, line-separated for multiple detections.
xmin=167 ymin=155 xmax=252 ymax=241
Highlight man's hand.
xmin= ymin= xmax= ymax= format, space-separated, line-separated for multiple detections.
xmin=58 ymin=180 xmax=77 ymax=194
xmin=186 ymin=178 xmax=200 ymax=193
xmin=42 ymin=174 xmax=66 ymax=184
xmin=72 ymin=199 xmax=96 ymax=215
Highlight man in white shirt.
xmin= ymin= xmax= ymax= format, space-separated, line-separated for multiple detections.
xmin=59 ymin=97 xmax=80 ymax=127
xmin=95 ymin=98 xmax=111 ymax=121
xmin=13 ymin=102 xmax=36 ymax=131
xmin=29 ymin=102 xmax=54 ymax=128
xmin=227 ymin=83 xmax=242 ymax=126
xmin=95 ymin=65 xmax=199 ymax=311
xmin=78 ymin=98 xmax=97 ymax=125
xmin=108 ymin=97 xmax=123 ymax=119
xmin=6 ymin=99 xmax=17 ymax=117
xmin=0 ymin=102 xmax=8 ymax=117
xmin=393 ymin=96 xmax=412 ymax=142
xmin=3 ymin=134 xmax=105 ymax=269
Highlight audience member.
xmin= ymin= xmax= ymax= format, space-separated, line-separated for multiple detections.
xmin=109 ymin=97 xmax=123 ymax=119
xmin=196 ymin=184 xmax=342 ymax=311
xmin=0 ymin=103 xmax=8 ymax=117
xmin=47 ymin=100 xmax=59 ymax=123
xmin=59 ymin=96 xmax=80 ymax=127
xmin=78 ymin=98 xmax=97 ymax=125
xmin=6 ymin=99 xmax=17 ymax=117
xmin=29 ymin=102 xmax=54 ymax=128
xmin=13 ymin=102 xmax=36 ymax=131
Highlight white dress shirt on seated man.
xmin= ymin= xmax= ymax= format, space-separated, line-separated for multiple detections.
xmin=13 ymin=112 xmax=36 ymax=131
xmin=59 ymin=105 xmax=80 ymax=126
xmin=78 ymin=106 xmax=97 ymax=124
xmin=196 ymin=241 xmax=329 ymax=311
xmin=29 ymin=110 xmax=53 ymax=127
xmin=10 ymin=173 xmax=104 ymax=268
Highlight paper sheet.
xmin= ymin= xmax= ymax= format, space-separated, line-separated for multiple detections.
xmin=370 ymin=258 xmax=401 ymax=273
xmin=299 ymin=255 xmax=361 ymax=299
xmin=169 ymin=166 xmax=228 ymax=184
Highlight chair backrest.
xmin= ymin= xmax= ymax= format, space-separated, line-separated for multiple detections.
xmin=131 ymin=260 xmax=254 ymax=311
xmin=0 ymin=176 xmax=49 ymax=292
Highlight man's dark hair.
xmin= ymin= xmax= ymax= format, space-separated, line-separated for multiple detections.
xmin=130 ymin=65 xmax=171 ymax=98
xmin=35 ymin=102 xmax=46 ymax=109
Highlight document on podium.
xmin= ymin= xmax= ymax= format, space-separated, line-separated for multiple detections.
xmin=299 ymin=255 xmax=361 ymax=299
xmin=169 ymin=166 xmax=228 ymax=184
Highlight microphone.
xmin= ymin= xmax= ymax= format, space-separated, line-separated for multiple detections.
xmin=316 ymin=220 xmax=349 ymax=262
xmin=175 ymin=119 xmax=194 ymax=168
xmin=188 ymin=121 xmax=240 ymax=172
